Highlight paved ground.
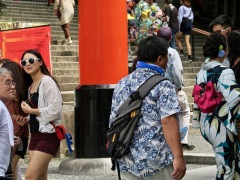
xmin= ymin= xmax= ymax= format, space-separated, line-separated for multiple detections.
xmin=19 ymin=127 xmax=216 ymax=179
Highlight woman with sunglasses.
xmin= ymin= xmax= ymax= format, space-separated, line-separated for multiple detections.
xmin=20 ymin=50 xmax=62 ymax=180
xmin=0 ymin=59 xmax=29 ymax=180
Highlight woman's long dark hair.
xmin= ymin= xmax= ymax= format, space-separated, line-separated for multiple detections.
xmin=21 ymin=49 xmax=59 ymax=89
xmin=227 ymin=30 xmax=240 ymax=67
xmin=1 ymin=59 xmax=27 ymax=102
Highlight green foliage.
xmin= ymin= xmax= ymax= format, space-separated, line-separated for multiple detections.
xmin=0 ymin=0 xmax=7 ymax=16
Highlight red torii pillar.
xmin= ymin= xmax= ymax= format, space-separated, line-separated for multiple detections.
xmin=74 ymin=0 xmax=128 ymax=158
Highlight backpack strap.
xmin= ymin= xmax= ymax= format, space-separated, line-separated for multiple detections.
xmin=116 ymin=75 xmax=167 ymax=115
xmin=138 ymin=74 xmax=167 ymax=99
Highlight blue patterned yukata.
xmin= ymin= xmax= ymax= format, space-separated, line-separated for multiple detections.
xmin=192 ymin=60 xmax=240 ymax=180
xmin=109 ymin=65 xmax=181 ymax=178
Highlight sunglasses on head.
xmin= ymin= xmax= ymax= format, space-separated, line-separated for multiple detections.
xmin=20 ymin=58 xmax=40 ymax=67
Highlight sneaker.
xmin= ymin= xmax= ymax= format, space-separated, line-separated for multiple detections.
xmin=67 ymin=39 xmax=72 ymax=45
xmin=182 ymin=144 xmax=195 ymax=151
xmin=179 ymin=52 xmax=184 ymax=57
xmin=185 ymin=58 xmax=192 ymax=62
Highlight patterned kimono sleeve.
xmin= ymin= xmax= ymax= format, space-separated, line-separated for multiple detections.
xmin=219 ymin=69 xmax=240 ymax=106
xmin=219 ymin=69 xmax=240 ymax=125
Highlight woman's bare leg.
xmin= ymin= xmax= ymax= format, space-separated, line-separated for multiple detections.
xmin=185 ymin=34 xmax=191 ymax=56
xmin=25 ymin=151 xmax=53 ymax=180
xmin=175 ymin=31 xmax=183 ymax=51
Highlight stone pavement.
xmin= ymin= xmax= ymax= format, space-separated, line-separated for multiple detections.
xmin=19 ymin=126 xmax=217 ymax=179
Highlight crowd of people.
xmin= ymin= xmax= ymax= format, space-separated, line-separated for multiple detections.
xmin=127 ymin=0 xmax=194 ymax=61
xmin=107 ymin=1 xmax=240 ymax=180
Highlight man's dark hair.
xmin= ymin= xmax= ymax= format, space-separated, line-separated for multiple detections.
xmin=209 ymin=15 xmax=233 ymax=29
xmin=137 ymin=36 xmax=169 ymax=63
xmin=164 ymin=0 xmax=173 ymax=4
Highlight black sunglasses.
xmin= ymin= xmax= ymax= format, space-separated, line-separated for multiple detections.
xmin=20 ymin=58 xmax=40 ymax=67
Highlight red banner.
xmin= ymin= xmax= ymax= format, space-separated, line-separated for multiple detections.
xmin=0 ymin=25 xmax=52 ymax=73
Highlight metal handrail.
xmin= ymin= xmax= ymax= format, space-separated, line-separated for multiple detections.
xmin=191 ymin=28 xmax=210 ymax=61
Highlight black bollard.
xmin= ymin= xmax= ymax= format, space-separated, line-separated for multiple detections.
xmin=74 ymin=85 xmax=116 ymax=158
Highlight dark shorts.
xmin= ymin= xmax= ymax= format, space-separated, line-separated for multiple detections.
xmin=180 ymin=26 xmax=192 ymax=35
xmin=29 ymin=132 xmax=60 ymax=156
xmin=181 ymin=29 xmax=192 ymax=35
xmin=15 ymin=136 xmax=29 ymax=159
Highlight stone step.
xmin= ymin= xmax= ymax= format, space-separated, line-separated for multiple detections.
xmin=51 ymin=45 xmax=78 ymax=51
xmin=51 ymin=30 xmax=78 ymax=36
xmin=61 ymin=91 xmax=74 ymax=103
xmin=51 ymin=50 xmax=78 ymax=56
xmin=2 ymin=2 xmax=78 ymax=10
xmin=184 ymin=67 xmax=201 ymax=73
xmin=182 ymin=61 xmax=202 ymax=67
xmin=184 ymin=79 xmax=196 ymax=86
xmin=52 ymin=69 xmax=79 ymax=76
xmin=52 ymin=62 xmax=79 ymax=69
xmin=51 ymin=39 xmax=79 ymax=45
xmin=51 ymin=26 xmax=79 ymax=31
xmin=59 ymin=83 xmax=78 ymax=91
xmin=0 ymin=16 xmax=79 ymax=24
xmin=3 ymin=5 xmax=78 ymax=13
xmin=63 ymin=101 xmax=74 ymax=106
xmin=54 ymin=76 xmax=79 ymax=83
xmin=183 ymin=73 xmax=198 ymax=79
xmin=51 ymin=56 xmax=78 ymax=62
xmin=51 ymin=34 xmax=79 ymax=39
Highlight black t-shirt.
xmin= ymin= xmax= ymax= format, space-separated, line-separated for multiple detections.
xmin=164 ymin=4 xmax=179 ymax=31
xmin=29 ymin=92 xmax=39 ymax=133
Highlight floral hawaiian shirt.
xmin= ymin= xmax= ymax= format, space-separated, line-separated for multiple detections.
xmin=109 ymin=68 xmax=181 ymax=178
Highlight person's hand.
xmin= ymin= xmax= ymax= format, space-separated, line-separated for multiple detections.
xmin=12 ymin=114 xmax=28 ymax=126
xmin=172 ymin=157 xmax=186 ymax=180
xmin=21 ymin=101 xmax=32 ymax=114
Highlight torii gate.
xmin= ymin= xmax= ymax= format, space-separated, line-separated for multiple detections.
xmin=73 ymin=0 xmax=128 ymax=160
xmin=59 ymin=0 xmax=128 ymax=176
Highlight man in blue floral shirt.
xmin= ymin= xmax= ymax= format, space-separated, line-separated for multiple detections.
xmin=109 ymin=36 xmax=186 ymax=179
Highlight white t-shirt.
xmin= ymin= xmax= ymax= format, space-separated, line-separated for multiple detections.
xmin=0 ymin=100 xmax=14 ymax=176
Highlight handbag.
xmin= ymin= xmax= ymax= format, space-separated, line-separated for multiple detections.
xmin=50 ymin=122 xmax=66 ymax=141
xmin=192 ymin=81 xmax=222 ymax=113
xmin=56 ymin=0 xmax=62 ymax=20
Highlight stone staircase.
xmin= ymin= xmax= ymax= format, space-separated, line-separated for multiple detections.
xmin=1 ymin=1 xmax=79 ymax=106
